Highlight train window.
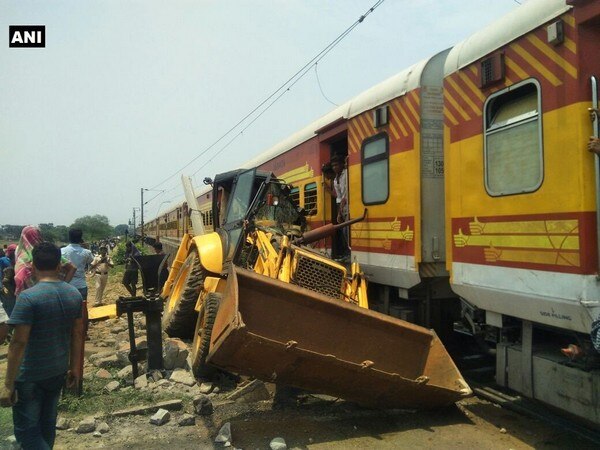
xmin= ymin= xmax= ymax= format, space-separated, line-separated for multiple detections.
xmin=361 ymin=133 xmax=389 ymax=205
xmin=304 ymin=183 xmax=317 ymax=215
xmin=484 ymin=80 xmax=542 ymax=196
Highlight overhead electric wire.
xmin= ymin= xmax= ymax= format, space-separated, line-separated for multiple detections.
xmin=143 ymin=190 xmax=166 ymax=206
xmin=145 ymin=0 xmax=385 ymax=194
xmin=191 ymin=38 xmax=349 ymax=179
xmin=315 ymin=63 xmax=339 ymax=107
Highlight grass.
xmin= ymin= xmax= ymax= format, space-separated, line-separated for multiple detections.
xmin=0 ymin=408 xmax=12 ymax=440
xmin=0 ymin=376 xmax=188 ymax=439
xmin=58 ymin=370 xmax=188 ymax=418
xmin=108 ymin=264 xmax=125 ymax=282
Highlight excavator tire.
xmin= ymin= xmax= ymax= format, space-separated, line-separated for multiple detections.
xmin=162 ymin=252 xmax=205 ymax=339
xmin=191 ymin=292 xmax=221 ymax=378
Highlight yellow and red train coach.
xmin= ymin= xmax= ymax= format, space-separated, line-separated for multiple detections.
xmin=445 ymin=0 xmax=600 ymax=334
xmin=147 ymin=0 xmax=600 ymax=423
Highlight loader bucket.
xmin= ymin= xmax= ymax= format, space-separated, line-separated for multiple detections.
xmin=208 ymin=266 xmax=471 ymax=409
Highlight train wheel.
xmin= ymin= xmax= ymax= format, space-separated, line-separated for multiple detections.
xmin=191 ymin=292 xmax=221 ymax=378
xmin=162 ymin=252 xmax=204 ymax=339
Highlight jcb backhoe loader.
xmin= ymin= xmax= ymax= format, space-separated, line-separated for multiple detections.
xmin=160 ymin=168 xmax=471 ymax=409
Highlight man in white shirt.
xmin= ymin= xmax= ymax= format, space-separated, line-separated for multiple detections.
xmin=61 ymin=229 xmax=94 ymax=301
xmin=89 ymin=246 xmax=113 ymax=306
xmin=330 ymin=155 xmax=350 ymax=258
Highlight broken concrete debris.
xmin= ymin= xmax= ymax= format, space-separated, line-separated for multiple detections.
xmin=163 ymin=338 xmax=189 ymax=370
xmin=193 ymin=394 xmax=214 ymax=416
xmin=169 ymin=368 xmax=196 ymax=386
xmin=97 ymin=422 xmax=110 ymax=434
xmin=270 ymin=437 xmax=287 ymax=450
xmin=117 ymin=365 xmax=133 ymax=379
xmin=199 ymin=382 xmax=214 ymax=394
xmin=150 ymin=408 xmax=171 ymax=426
xmin=177 ymin=414 xmax=196 ymax=427
xmin=215 ymin=422 xmax=232 ymax=443
xmin=76 ymin=417 xmax=96 ymax=434
xmin=112 ymin=399 xmax=183 ymax=417
xmin=55 ymin=417 xmax=71 ymax=430
xmin=134 ymin=374 xmax=148 ymax=389
xmin=225 ymin=379 xmax=271 ymax=403
xmin=95 ymin=368 xmax=112 ymax=379
xmin=104 ymin=380 xmax=120 ymax=393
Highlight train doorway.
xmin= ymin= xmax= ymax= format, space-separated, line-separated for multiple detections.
xmin=328 ymin=139 xmax=350 ymax=260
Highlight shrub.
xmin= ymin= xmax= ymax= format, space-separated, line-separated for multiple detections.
xmin=112 ymin=242 xmax=147 ymax=265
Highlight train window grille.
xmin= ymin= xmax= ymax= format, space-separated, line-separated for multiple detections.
xmin=304 ymin=183 xmax=317 ymax=216
xmin=361 ymin=133 xmax=389 ymax=205
xmin=290 ymin=187 xmax=300 ymax=208
xmin=484 ymin=80 xmax=542 ymax=196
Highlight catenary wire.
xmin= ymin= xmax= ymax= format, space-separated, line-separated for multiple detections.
xmin=145 ymin=0 xmax=385 ymax=193
xmin=315 ymin=63 xmax=339 ymax=107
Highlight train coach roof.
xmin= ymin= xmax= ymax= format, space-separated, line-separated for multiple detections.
xmin=444 ymin=0 xmax=571 ymax=76
xmin=242 ymin=57 xmax=432 ymax=170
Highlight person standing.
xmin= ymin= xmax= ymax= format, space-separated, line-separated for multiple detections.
xmin=1 ymin=266 xmax=16 ymax=317
xmin=15 ymin=226 xmax=75 ymax=296
xmin=0 ymin=303 xmax=8 ymax=344
xmin=0 ymin=249 xmax=11 ymax=276
xmin=5 ymin=244 xmax=17 ymax=266
xmin=122 ymin=241 xmax=141 ymax=297
xmin=153 ymin=242 xmax=169 ymax=290
xmin=0 ymin=242 xmax=84 ymax=449
xmin=153 ymin=242 xmax=164 ymax=255
xmin=89 ymin=247 xmax=113 ymax=307
xmin=0 ymin=250 xmax=12 ymax=316
xmin=328 ymin=155 xmax=350 ymax=258
xmin=61 ymin=229 xmax=94 ymax=301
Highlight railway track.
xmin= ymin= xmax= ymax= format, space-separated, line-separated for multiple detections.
xmin=456 ymin=350 xmax=600 ymax=446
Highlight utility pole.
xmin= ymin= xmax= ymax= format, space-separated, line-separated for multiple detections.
xmin=132 ymin=208 xmax=137 ymax=234
xmin=141 ymin=188 xmax=145 ymax=244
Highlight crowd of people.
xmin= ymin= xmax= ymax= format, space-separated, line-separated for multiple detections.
xmin=0 ymin=225 xmax=165 ymax=449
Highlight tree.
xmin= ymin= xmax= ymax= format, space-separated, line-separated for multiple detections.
xmin=1 ymin=225 xmax=24 ymax=240
xmin=113 ymin=224 xmax=129 ymax=236
xmin=70 ymin=215 xmax=113 ymax=242
xmin=54 ymin=225 xmax=69 ymax=243
xmin=39 ymin=223 xmax=57 ymax=243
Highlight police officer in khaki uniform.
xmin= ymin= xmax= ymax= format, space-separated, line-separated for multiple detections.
xmin=89 ymin=247 xmax=113 ymax=306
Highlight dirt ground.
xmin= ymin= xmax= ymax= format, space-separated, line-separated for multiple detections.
xmin=0 ymin=263 xmax=598 ymax=449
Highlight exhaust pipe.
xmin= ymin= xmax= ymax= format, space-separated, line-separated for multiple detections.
xmin=294 ymin=209 xmax=367 ymax=246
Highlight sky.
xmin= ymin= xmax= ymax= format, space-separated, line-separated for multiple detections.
xmin=0 ymin=0 xmax=521 ymax=227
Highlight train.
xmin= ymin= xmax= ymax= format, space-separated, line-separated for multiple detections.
xmin=143 ymin=0 xmax=600 ymax=425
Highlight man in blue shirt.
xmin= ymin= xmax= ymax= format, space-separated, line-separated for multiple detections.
xmin=0 ymin=242 xmax=84 ymax=449
xmin=61 ymin=229 xmax=94 ymax=301
xmin=0 ymin=249 xmax=13 ymax=316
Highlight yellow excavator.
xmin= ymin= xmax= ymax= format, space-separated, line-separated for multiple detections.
xmin=160 ymin=168 xmax=471 ymax=409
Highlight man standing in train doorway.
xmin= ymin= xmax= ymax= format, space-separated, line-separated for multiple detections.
xmin=330 ymin=155 xmax=350 ymax=260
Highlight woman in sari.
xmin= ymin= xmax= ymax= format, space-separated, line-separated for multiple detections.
xmin=14 ymin=226 xmax=76 ymax=296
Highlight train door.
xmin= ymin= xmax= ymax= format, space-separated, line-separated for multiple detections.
xmin=329 ymin=139 xmax=349 ymax=260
